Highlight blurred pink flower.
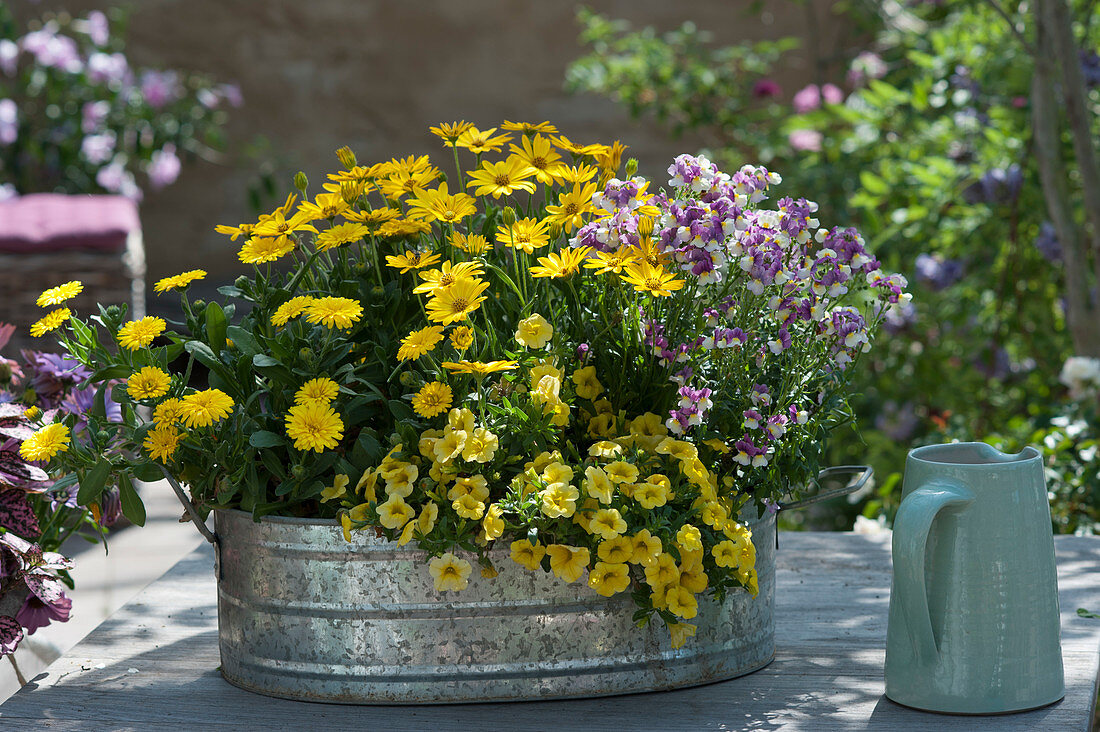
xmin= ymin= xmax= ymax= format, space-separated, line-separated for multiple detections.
xmin=0 ymin=99 xmax=17 ymax=145
xmin=147 ymin=143 xmax=181 ymax=189
xmin=752 ymin=79 xmax=782 ymax=99
xmin=789 ymin=129 xmax=823 ymax=152
xmin=822 ymin=83 xmax=844 ymax=105
xmin=792 ymin=84 xmax=821 ymax=113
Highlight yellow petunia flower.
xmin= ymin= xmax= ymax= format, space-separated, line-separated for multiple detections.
xmin=320 ymin=474 xmax=350 ymax=503
xmin=510 ymin=539 xmax=546 ymax=571
xmin=412 ymin=382 xmax=453 ymax=418
xmin=426 ymin=277 xmax=490 ymax=325
xmin=589 ymin=508 xmax=627 ymax=540
xmin=154 ymin=269 xmax=206 ymax=294
xmin=546 ymin=544 xmax=590 ymax=584
xmin=398 ymin=325 xmax=445 ymax=361
xmin=37 ymin=281 xmax=83 ymax=307
xmin=676 ymin=524 xmax=703 ymax=553
xmin=455 ymin=126 xmax=511 ymax=154
xmin=529 ymin=246 xmax=592 ymax=279
xmin=571 ymin=366 xmax=603 ymax=401
xmin=588 ymin=561 xmax=631 ymax=597
xmin=629 ymin=529 xmax=663 ymax=566
xmin=665 ymin=585 xmax=699 ymax=620
xmin=407 ymin=183 xmax=477 ymax=224
xmin=412 ymin=261 xmax=486 ymax=296
xmin=18 ymin=423 xmax=70 ymax=462
xmin=540 ymin=482 xmax=579 ymax=519
xmin=515 ymin=313 xmax=553 ymax=349
xmin=429 ymin=120 xmax=475 ymax=145
xmin=117 ymin=316 xmax=166 ymax=350
xmin=496 ymin=217 xmax=551 ymax=253
xmin=597 ymin=536 xmax=634 ymax=564
xmin=669 ymin=621 xmax=697 ymax=649
xmin=314 ymin=222 xmax=370 ymax=252
xmin=385 ymin=250 xmax=442 ymax=273
xmin=453 ymin=492 xmax=486 ymax=520
xmin=294 ymin=377 xmax=339 ymax=405
xmin=604 ymin=461 xmax=639 ymax=485
xmin=509 ymin=134 xmax=566 ymax=185
xmin=179 ymin=389 xmax=234 ymax=428
xmin=377 ymin=494 xmax=415 ymax=530
xmin=466 ymin=156 xmax=537 ymax=199
xmin=30 ymin=308 xmax=71 ymax=337
xmin=304 ymin=297 xmax=363 ymax=330
xmin=583 ymin=465 xmax=614 ymax=504
xmin=620 ymin=261 xmax=687 ymax=297
xmin=143 ymin=423 xmax=182 ymax=463
xmin=127 ymin=366 xmax=171 ymax=401
xmin=460 ymin=427 xmax=498 ymax=463
xmin=271 ymin=296 xmax=315 ymax=327
xmin=428 ymin=552 xmax=472 ymax=592
xmin=449 ymin=325 xmax=474 ymax=351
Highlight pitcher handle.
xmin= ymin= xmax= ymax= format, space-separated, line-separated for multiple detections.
xmin=892 ymin=481 xmax=973 ymax=665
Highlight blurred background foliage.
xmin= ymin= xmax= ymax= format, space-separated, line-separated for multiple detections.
xmin=567 ymin=0 xmax=1100 ymax=532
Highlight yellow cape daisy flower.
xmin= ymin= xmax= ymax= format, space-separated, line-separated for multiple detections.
xmin=545 ymin=182 xmax=599 ymax=233
xmin=449 ymin=325 xmax=474 ymax=351
xmin=411 ymin=261 xmax=485 ymax=296
xmin=385 ymin=250 xmax=442 ymax=273
xmin=530 ymin=246 xmax=592 ymax=279
xmin=509 ymin=134 xmax=566 ymax=185
xmin=425 ymin=277 xmax=490 ymax=325
xmin=36 ymin=281 xmax=83 ymax=307
xmin=429 ymin=120 xmax=475 ymax=145
xmin=314 ymin=223 xmax=370 ymax=252
xmin=620 ymin=261 xmax=686 ymax=297
xmin=495 ymin=217 xmax=550 ymax=253
xmin=238 ymin=235 xmax=296 ymax=264
xmin=441 ymin=360 xmax=518 ymax=375
xmin=406 ymin=183 xmax=477 ymax=224
xmin=465 ymin=157 xmax=537 ymax=199
xmin=454 ymin=126 xmax=511 ymax=154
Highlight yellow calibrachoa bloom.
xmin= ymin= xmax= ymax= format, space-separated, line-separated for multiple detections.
xmin=629 ymin=530 xmax=663 ymax=566
xmin=588 ymin=561 xmax=631 ymax=597
xmin=412 ymin=382 xmax=453 ymax=418
xmin=19 ymin=423 xmax=70 ymax=462
xmin=153 ymin=270 xmax=206 ymax=294
xmin=571 ymin=366 xmax=603 ymax=400
xmin=510 ymin=539 xmax=546 ymax=571
xmin=589 ymin=508 xmax=627 ymax=540
xmin=398 ymin=325 xmax=445 ymax=360
xmin=36 ymin=280 xmax=83 ymax=307
xmin=480 ymin=504 xmax=505 ymax=541
xmin=540 ymin=482 xmax=578 ymax=518
xmin=461 ymin=427 xmax=498 ymax=463
xmin=304 ymin=297 xmax=363 ymax=330
xmin=116 ymin=316 xmax=166 ymax=351
xmin=377 ymin=495 xmax=415 ymax=530
xmin=453 ymin=493 xmax=485 ymax=520
xmin=669 ymin=622 xmax=697 ymax=649
xmin=294 ymin=377 xmax=339 ymax=405
xmin=428 ymin=552 xmax=472 ymax=592
xmin=546 ymin=544 xmax=590 ymax=584
xmin=320 ymin=474 xmax=350 ymax=502
xmin=515 ymin=313 xmax=553 ymax=349
xmin=604 ymin=461 xmax=639 ymax=485
xmin=127 ymin=366 xmax=171 ymax=400
xmin=597 ymin=536 xmax=634 ymax=564
xmin=30 ymin=308 xmax=71 ymax=337
xmin=285 ymin=401 xmax=344 ymax=451
xmin=676 ymin=524 xmax=703 ymax=553
xmin=583 ymin=465 xmax=614 ymax=504
xmin=179 ymin=389 xmax=234 ymax=428
xmin=142 ymin=423 xmax=181 ymax=463
xmin=665 ymin=585 xmax=699 ymax=619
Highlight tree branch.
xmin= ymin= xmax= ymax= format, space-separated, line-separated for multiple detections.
xmin=978 ymin=0 xmax=1036 ymax=53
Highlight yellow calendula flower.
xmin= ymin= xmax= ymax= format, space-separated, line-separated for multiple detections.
xmin=620 ymin=261 xmax=686 ymax=297
xmin=22 ymin=407 xmax=40 ymax=420
xmin=385 ymin=249 xmax=442 ymax=273
xmin=179 ymin=388 xmax=234 ymax=428
xmin=530 ymin=246 xmax=592 ymax=279
xmin=465 ymin=157 xmax=537 ymax=199
xmin=540 ymin=482 xmax=579 ymax=519
xmin=571 ymin=366 xmax=603 ymax=401
xmin=19 ymin=423 xmax=70 ymax=462
xmin=270 ymin=296 xmax=314 ymax=327
xmin=238 ymin=235 xmax=296 ymax=264
xmin=510 ymin=539 xmax=546 ymax=571
xmin=429 ymin=120 xmax=475 ymax=144
xmin=501 ymin=120 xmax=559 ymax=135
xmin=514 ymin=313 xmax=553 ymax=349
xmin=454 ymin=126 xmax=512 ymax=154
xmin=304 ymin=297 xmax=363 ymax=330
xmin=412 ymin=261 xmax=485 ymax=296
xmin=398 ymin=325 xmax=445 ymax=361
xmin=460 ymin=427 xmax=498 ymax=463
xmin=117 ymin=316 xmax=166 ymax=350
xmin=294 ymin=377 xmax=339 ymax=405
xmin=429 ymin=552 xmax=472 ymax=592
xmin=142 ymin=423 xmax=181 ymax=463
xmin=588 ymin=561 xmax=631 ymax=597
xmin=30 ymin=308 xmax=71 ymax=337
xmin=153 ymin=270 xmax=206 ymax=294
xmin=314 ymin=222 xmax=370 ymax=252
xmin=450 ymin=231 xmax=492 ymax=254
xmin=127 ymin=366 xmax=171 ymax=401
xmin=509 ymin=134 xmax=566 ymax=185
xmin=449 ymin=325 xmax=474 ymax=351
xmin=320 ymin=474 xmax=350 ymax=502
xmin=546 ymin=544 xmax=590 ymax=584
xmin=153 ymin=398 xmax=185 ymax=426
xmin=495 ymin=216 xmax=551 ymax=254
xmin=412 ymin=382 xmax=453 ymax=418
xmin=36 ymin=280 xmax=83 ymax=307
xmin=426 ymin=278 xmax=491 ymax=325
xmin=589 ymin=508 xmax=627 ymax=541
xmin=407 ymin=183 xmax=478 ymax=224
xmin=285 ymin=401 xmax=344 ymax=452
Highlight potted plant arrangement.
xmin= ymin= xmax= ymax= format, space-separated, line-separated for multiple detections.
xmin=17 ymin=120 xmax=907 ymax=702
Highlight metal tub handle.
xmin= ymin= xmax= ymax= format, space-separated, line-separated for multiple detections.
xmin=783 ymin=465 xmax=874 ymax=511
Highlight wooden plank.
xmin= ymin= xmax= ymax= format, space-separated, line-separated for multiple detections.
xmin=0 ymin=533 xmax=1096 ymax=731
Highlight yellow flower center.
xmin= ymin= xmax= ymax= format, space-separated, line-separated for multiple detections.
xmin=564 ymin=203 xmax=579 ymax=215
xmin=451 ymin=297 xmax=470 ymax=311
xmin=494 ymin=174 xmax=510 ymax=187
xmin=532 ymin=156 xmax=547 ymax=169
xmin=443 ymin=209 xmax=456 ymax=220
xmin=439 ymin=273 xmax=456 ymax=287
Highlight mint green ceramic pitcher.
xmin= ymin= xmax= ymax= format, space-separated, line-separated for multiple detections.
xmin=884 ymin=442 xmax=1064 ymax=714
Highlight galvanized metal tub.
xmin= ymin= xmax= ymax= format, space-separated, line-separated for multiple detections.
xmin=213 ymin=507 xmax=776 ymax=704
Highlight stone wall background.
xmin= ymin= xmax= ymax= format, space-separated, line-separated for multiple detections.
xmin=19 ymin=0 xmax=848 ymax=285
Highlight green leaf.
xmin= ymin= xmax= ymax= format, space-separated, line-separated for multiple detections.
xmin=226 ymin=326 xmax=261 ymax=357
xmin=205 ymin=302 xmax=228 ymax=352
xmin=388 ymin=399 xmax=415 ymax=422
xmin=249 ymin=430 xmax=286 ymax=448
xmin=185 ymin=340 xmax=226 ymax=374
xmin=118 ymin=474 xmax=146 ymax=527
xmin=131 ymin=462 xmax=164 ymax=482
xmin=252 ymin=354 xmax=281 ymax=368
xmin=77 ymin=459 xmax=113 ymax=506
xmin=89 ymin=364 xmax=132 ymax=383
xmin=1078 ymin=608 xmax=1100 ymax=619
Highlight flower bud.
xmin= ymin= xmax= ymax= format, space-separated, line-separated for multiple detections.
xmin=624 ymin=158 xmax=639 ymax=177
xmin=547 ymin=221 xmax=562 ymax=241
xmin=437 ymin=171 xmax=448 ymax=183
xmin=293 ymin=171 xmax=309 ymax=195
xmin=0 ymin=361 xmax=10 ymax=384
xmin=502 ymin=206 xmax=517 ymax=227
xmin=637 ymin=215 xmax=655 ymax=239
xmin=291 ymin=465 xmax=306 ymax=479
xmin=192 ymin=299 xmax=206 ymax=312
xmin=340 ymin=182 xmax=360 ymax=205
xmin=234 ymin=275 xmax=250 ymax=290
xmin=298 ymin=347 xmax=312 ymax=361
xmin=398 ymin=371 xmax=420 ymax=388
xmin=335 ymin=146 xmax=357 ymax=169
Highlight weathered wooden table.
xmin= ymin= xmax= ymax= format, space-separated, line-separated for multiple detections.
xmin=1 ymin=532 xmax=1097 ymax=731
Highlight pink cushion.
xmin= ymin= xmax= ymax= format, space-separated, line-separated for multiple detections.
xmin=0 ymin=194 xmax=141 ymax=253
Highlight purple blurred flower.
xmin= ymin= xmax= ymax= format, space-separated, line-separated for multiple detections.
xmin=79 ymin=11 xmax=110 ymax=47
xmin=0 ymin=40 xmax=17 ymax=77
xmin=915 ymin=253 xmax=965 ymax=290
xmin=874 ymin=400 xmax=919 ymax=441
xmin=217 ymin=83 xmax=243 ymax=108
xmin=80 ymin=131 xmax=116 ymax=165
xmin=821 ymin=83 xmax=844 ymax=105
xmin=752 ymin=79 xmax=782 ymax=99
xmin=23 ymin=352 xmax=90 ymax=407
xmin=0 ymin=99 xmax=17 ymax=146
xmin=95 ymin=159 xmax=142 ymax=200
xmin=16 ymin=592 xmax=71 ymax=635
xmin=848 ymin=51 xmax=887 ymax=86
xmin=99 ymin=488 xmax=123 ymax=527
xmin=1081 ymin=50 xmax=1100 ymax=88
xmin=147 ymin=143 xmax=181 ymax=189
xmin=789 ymin=129 xmax=823 ymax=152
xmin=880 ymin=300 xmax=916 ymax=334
xmin=85 ymin=52 xmax=129 ymax=85
xmin=792 ymin=84 xmax=821 ymax=113
xmin=21 ymin=26 xmax=82 ymax=73
xmin=81 ymin=100 xmax=111 ymax=133
xmin=1035 ymin=222 xmax=1061 ymax=263
xmin=140 ymin=70 xmax=181 ymax=108
xmin=963 ymin=165 xmax=1022 ymax=205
